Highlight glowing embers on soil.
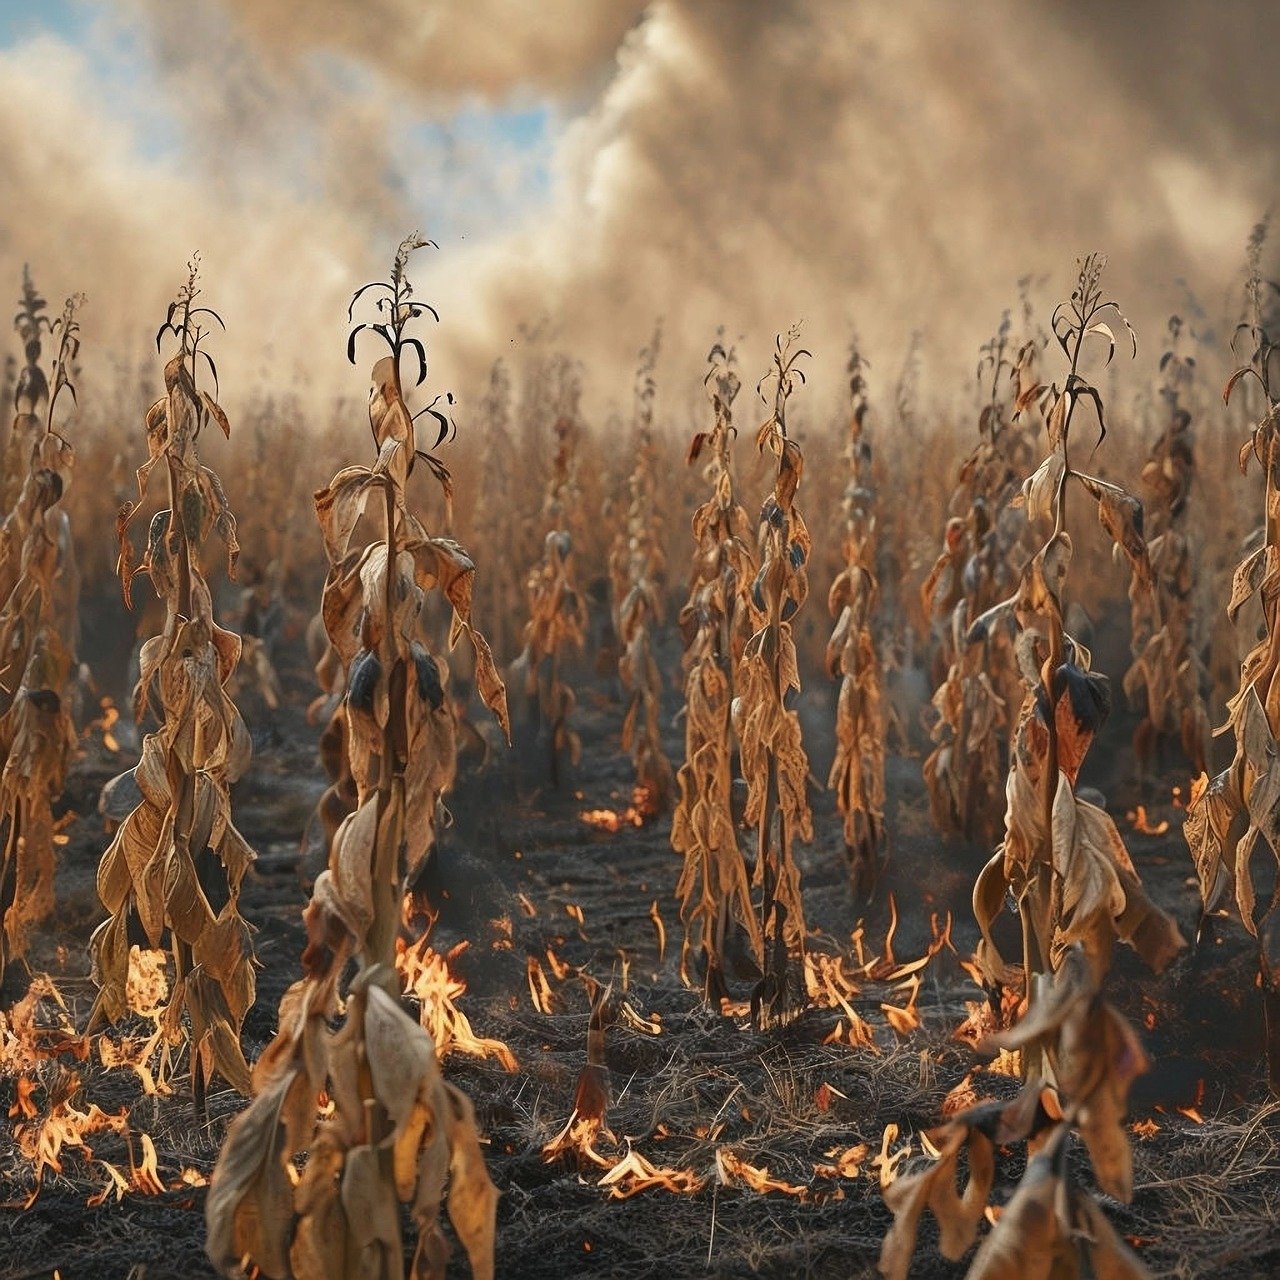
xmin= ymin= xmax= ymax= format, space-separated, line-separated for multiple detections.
xmin=579 ymin=783 xmax=659 ymax=832
xmin=394 ymin=934 xmax=517 ymax=1071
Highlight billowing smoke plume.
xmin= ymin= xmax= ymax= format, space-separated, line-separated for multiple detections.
xmin=0 ymin=0 xmax=1275 ymax=416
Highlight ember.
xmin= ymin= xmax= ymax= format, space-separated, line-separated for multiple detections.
xmin=579 ymin=785 xmax=659 ymax=831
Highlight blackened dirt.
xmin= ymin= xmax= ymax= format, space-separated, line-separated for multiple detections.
xmin=1 ymin=643 xmax=1278 ymax=1280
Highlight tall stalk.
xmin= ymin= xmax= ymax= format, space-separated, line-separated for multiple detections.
xmin=672 ymin=337 xmax=761 ymax=1003
xmin=970 ymin=257 xmax=1184 ymax=1073
xmin=737 ymin=328 xmax=813 ymax=1027
xmin=1185 ymin=220 xmax=1280 ymax=1090
xmin=609 ymin=328 xmax=674 ymax=808
xmin=91 ymin=259 xmax=254 ymax=1114
xmin=826 ymin=336 xmax=886 ymax=896
xmin=0 ymin=273 xmax=81 ymax=985
xmin=207 ymin=235 xmax=507 ymax=1280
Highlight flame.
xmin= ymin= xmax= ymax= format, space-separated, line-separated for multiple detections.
xmin=526 ymin=956 xmax=559 ymax=1014
xmin=1176 ymin=1081 xmax=1206 ymax=1124
xmin=714 ymin=1148 xmax=837 ymax=1202
xmin=881 ymin=975 xmax=922 ymax=1036
xmin=9 ymin=1074 xmax=38 ymax=1119
xmin=983 ymin=1047 xmax=1023 ymax=1079
xmin=85 ymin=696 xmax=121 ymax=753
xmin=545 ymin=946 xmax=573 ymax=982
xmin=130 ymin=1132 xmax=165 ymax=1196
xmin=814 ymin=1143 xmax=868 ymax=1179
xmin=954 ymin=983 xmax=1022 ymax=1048
xmin=1131 ymin=1118 xmax=1161 ymax=1138
xmin=14 ymin=1074 xmax=129 ymax=1201
xmin=1 ymin=976 xmax=85 ymax=1071
xmin=1126 ymin=805 xmax=1170 ymax=835
xmin=649 ymin=900 xmax=666 ymax=963
xmin=872 ymin=1123 xmax=912 ymax=1190
xmin=93 ymin=949 xmax=181 ymax=1097
xmin=541 ymin=1106 xmax=615 ymax=1170
xmin=395 ymin=937 xmax=518 ymax=1071
xmin=598 ymin=1147 xmax=703 ymax=1198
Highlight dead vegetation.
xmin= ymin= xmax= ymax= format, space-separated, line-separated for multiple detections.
xmin=826 ymin=337 xmax=886 ymax=897
xmin=90 ymin=258 xmax=256 ymax=1111
xmin=1184 ymin=218 xmax=1280 ymax=1089
xmin=206 ymin=234 xmax=508 ymax=1279
xmin=3 ymin=234 xmax=1280 ymax=1280
xmin=513 ymin=360 xmax=589 ymax=785
xmin=736 ymin=328 xmax=814 ymax=1028
xmin=609 ymin=329 xmax=675 ymax=812
xmin=0 ymin=272 xmax=82 ymax=985
xmin=672 ymin=337 xmax=761 ymax=1004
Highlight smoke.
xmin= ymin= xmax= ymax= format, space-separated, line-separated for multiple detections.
xmin=0 ymin=0 xmax=1274 ymax=421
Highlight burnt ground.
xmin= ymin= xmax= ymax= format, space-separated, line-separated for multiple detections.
xmin=1 ymin=633 xmax=1279 ymax=1280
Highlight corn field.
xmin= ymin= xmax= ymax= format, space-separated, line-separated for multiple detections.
xmin=1 ymin=7 xmax=1280 ymax=1279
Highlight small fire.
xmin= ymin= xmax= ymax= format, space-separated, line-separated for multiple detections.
xmin=1127 ymin=805 xmax=1169 ymax=836
xmin=954 ymin=982 xmax=1022 ymax=1048
xmin=396 ymin=936 xmax=518 ymax=1071
xmin=881 ymin=975 xmax=923 ymax=1036
xmin=598 ymin=1147 xmax=703 ymax=1198
xmin=1175 ymin=1079 xmax=1206 ymax=1124
xmin=715 ymin=1148 xmax=837 ymax=1202
xmin=85 ymin=695 xmax=121 ymax=753
xmin=526 ymin=956 xmax=560 ymax=1015
xmin=871 ymin=1123 xmax=912 ymax=1190
xmin=13 ymin=1073 xmax=129 ymax=1201
xmin=814 ymin=1143 xmax=868 ymax=1180
xmin=1 ymin=976 xmax=85 ymax=1071
xmin=649 ymin=900 xmax=666 ymax=962
xmin=983 ymin=1047 xmax=1023 ymax=1079
xmin=941 ymin=1073 xmax=980 ymax=1116
xmin=579 ymin=785 xmax=658 ymax=832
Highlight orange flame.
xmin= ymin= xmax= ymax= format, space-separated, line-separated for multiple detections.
xmin=395 ymin=937 xmax=518 ymax=1071
xmin=1126 ymin=805 xmax=1169 ymax=835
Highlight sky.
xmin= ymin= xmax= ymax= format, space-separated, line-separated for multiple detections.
xmin=0 ymin=0 xmax=1276 ymax=419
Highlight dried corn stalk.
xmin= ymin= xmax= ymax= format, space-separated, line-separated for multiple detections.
xmin=0 ymin=274 xmax=81 ymax=984
xmin=513 ymin=362 xmax=588 ymax=784
xmin=1185 ymin=221 xmax=1280 ymax=1089
xmin=672 ymin=339 xmax=762 ymax=1001
xmin=609 ymin=329 xmax=674 ymax=808
xmin=735 ymin=328 xmax=813 ymax=1027
xmin=922 ymin=315 xmax=1037 ymax=843
xmin=1124 ymin=315 xmax=1209 ymax=781
xmin=207 ymin=235 xmax=505 ymax=1279
xmin=473 ymin=360 xmax=521 ymax=665
xmin=970 ymin=257 xmax=1184 ymax=1017
xmin=826 ymin=339 xmax=886 ymax=896
xmin=90 ymin=260 xmax=256 ymax=1109
xmin=880 ymin=949 xmax=1152 ymax=1280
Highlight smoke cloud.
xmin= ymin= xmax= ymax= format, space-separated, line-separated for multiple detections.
xmin=0 ymin=0 xmax=1275 ymax=419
